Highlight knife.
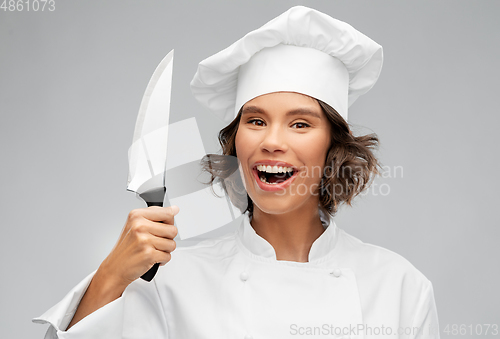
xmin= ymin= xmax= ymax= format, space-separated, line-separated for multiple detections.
xmin=127 ymin=49 xmax=174 ymax=282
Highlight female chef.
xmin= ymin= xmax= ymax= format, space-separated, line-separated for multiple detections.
xmin=34 ymin=6 xmax=440 ymax=339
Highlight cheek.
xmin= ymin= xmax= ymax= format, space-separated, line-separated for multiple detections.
xmin=234 ymin=130 xmax=254 ymax=192
xmin=234 ymin=128 xmax=252 ymax=159
xmin=297 ymin=136 xmax=330 ymax=179
xmin=234 ymin=131 xmax=243 ymax=157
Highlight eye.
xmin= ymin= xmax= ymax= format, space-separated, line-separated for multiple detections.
xmin=247 ymin=119 xmax=265 ymax=127
xmin=292 ymin=122 xmax=310 ymax=129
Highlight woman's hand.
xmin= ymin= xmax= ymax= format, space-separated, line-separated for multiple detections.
xmin=66 ymin=205 xmax=179 ymax=330
xmin=98 ymin=205 xmax=180 ymax=288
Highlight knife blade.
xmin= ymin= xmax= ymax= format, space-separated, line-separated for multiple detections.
xmin=127 ymin=49 xmax=174 ymax=282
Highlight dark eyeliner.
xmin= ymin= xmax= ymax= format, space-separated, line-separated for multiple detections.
xmin=247 ymin=118 xmax=265 ymax=126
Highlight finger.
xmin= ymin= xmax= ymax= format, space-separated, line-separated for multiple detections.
xmin=126 ymin=218 xmax=177 ymax=243
xmin=147 ymin=222 xmax=178 ymax=239
xmin=153 ymin=250 xmax=172 ymax=266
xmin=152 ymin=237 xmax=176 ymax=253
xmin=137 ymin=205 xmax=180 ymax=224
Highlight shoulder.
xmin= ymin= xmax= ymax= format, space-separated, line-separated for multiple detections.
xmin=335 ymin=227 xmax=432 ymax=288
xmin=156 ymin=230 xmax=241 ymax=285
xmin=170 ymin=230 xmax=240 ymax=263
xmin=334 ymin=228 xmax=439 ymax=328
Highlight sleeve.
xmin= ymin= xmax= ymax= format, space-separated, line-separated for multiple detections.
xmin=32 ymin=271 xmax=170 ymax=339
xmin=411 ymin=281 xmax=440 ymax=339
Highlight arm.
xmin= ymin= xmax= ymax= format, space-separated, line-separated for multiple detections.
xmin=33 ymin=206 xmax=179 ymax=337
xmin=411 ymin=281 xmax=440 ymax=339
xmin=66 ymin=206 xmax=178 ymax=329
xmin=33 ymin=271 xmax=169 ymax=339
xmin=66 ymin=267 xmax=128 ymax=330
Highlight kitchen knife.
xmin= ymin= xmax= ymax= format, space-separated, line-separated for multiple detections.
xmin=127 ymin=49 xmax=174 ymax=282
xmin=127 ymin=49 xmax=248 ymax=282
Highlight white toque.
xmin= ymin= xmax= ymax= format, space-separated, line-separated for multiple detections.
xmin=190 ymin=6 xmax=383 ymax=124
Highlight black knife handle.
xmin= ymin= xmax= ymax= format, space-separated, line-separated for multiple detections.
xmin=140 ymin=199 xmax=163 ymax=282
xmin=141 ymin=263 xmax=160 ymax=282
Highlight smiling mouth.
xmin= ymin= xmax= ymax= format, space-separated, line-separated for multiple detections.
xmin=254 ymin=165 xmax=297 ymax=185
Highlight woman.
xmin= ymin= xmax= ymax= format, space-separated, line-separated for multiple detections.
xmin=34 ymin=6 xmax=439 ymax=339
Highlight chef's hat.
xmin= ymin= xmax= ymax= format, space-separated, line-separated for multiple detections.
xmin=190 ymin=6 xmax=383 ymax=124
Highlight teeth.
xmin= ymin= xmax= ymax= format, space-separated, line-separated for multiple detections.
xmin=256 ymin=164 xmax=293 ymax=173
xmin=259 ymin=175 xmax=279 ymax=184
xmin=257 ymin=164 xmax=295 ymax=185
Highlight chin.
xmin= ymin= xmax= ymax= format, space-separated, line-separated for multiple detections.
xmin=250 ymin=194 xmax=313 ymax=216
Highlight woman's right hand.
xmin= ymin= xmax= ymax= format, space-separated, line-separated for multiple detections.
xmin=98 ymin=205 xmax=180 ymax=289
xmin=67 ymin=205 xmax=179 ymax=330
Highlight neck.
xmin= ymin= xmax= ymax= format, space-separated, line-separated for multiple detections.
xmin=250 ymin=200 xmax=325 ymax=263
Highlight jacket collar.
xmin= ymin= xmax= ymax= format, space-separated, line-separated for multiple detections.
xmin=237 ymin=209 xmax=338 ymax=262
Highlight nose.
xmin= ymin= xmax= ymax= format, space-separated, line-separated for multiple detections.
xmin=260 ymin=125 xmax=288 ymax=154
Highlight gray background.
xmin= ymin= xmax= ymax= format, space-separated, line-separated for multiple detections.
xmin=1 ymin=0 xmax=499 ymax=338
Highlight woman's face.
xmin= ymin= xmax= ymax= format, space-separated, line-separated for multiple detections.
xmin=235 ymin=92 xmax=331 ymax=216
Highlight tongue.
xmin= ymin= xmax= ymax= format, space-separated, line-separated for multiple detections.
xmin=268 ymin=173 xmax=286 ymax=184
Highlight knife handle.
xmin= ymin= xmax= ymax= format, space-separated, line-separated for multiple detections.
xmin=141 ymin=263 xmax=159 ymax=282
xmin=140 ymin=199 xmax=163 ymax=282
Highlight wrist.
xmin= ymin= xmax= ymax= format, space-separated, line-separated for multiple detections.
xmin=92 ymin=264 xmax=129 ymax=299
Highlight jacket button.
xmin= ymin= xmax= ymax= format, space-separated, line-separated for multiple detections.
xmin=240 ymin=271 xmax=249 ymax=281
xmin=331 ymin=268 xmax=342 ymax=277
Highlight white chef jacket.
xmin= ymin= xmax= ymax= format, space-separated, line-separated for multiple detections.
xmin=33 ymin=212 xmax=440 ymax=339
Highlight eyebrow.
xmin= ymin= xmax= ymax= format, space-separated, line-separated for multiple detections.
xmin=241 ymin=106 xmax=321 ymax=119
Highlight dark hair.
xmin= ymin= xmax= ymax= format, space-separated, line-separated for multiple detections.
xmin=201 ymin=99 xmax=381 ymax=218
